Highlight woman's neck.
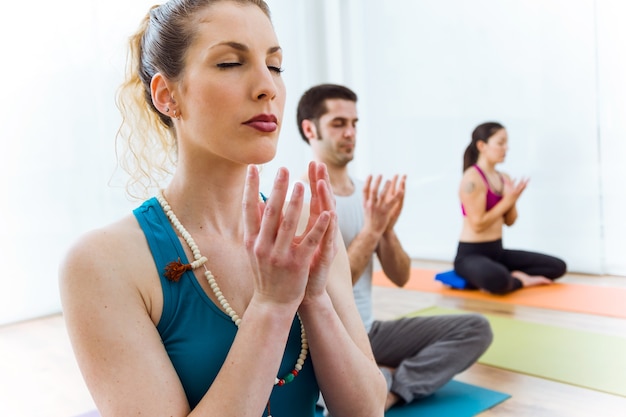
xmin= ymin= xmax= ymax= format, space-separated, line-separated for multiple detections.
xmin=164 ymin=164 xmax=247 ymax=240
xmin=476 ymin=159 xmax=497 ymax=174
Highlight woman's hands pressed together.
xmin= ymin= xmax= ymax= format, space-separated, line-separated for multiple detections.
xmin=502 ymin=176 xmax=529 ymax=205
xmin=243 ymin=163 xmax=337 ymax=309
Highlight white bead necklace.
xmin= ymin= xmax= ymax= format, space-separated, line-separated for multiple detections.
xmin=155 ymin=190 xmax=308 ymax=388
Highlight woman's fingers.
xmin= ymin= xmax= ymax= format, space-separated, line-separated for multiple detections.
xmin=300 ymin=210 xmax=332 ymax=262
xmin=256 ymin=167 xmax=290 ymax=258
xmin=307 ymin=161 xmax=319 ymax=206
xmin=308 ymin=211 xmax=337 ymax=284
xmin=273 ymin=180 xmax=304 ymax=252
xmin=281 ymin=169 xmax=334 ymax=272
xmin=242 ymin=165 xmax=263 ymax=251
xmin=242 ymin=166 xmax=338 ymax=306
xmin=252 ymin=165 xmax=333 ymax=269
xmin=315 ymin=171 xmax=335 ymax=211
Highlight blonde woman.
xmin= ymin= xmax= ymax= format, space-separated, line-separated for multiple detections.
xmin=59 ymin=1 xmax=386 ymax=416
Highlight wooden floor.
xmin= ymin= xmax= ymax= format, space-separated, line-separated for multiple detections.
xmin=1 ymin=260 xmax=625 ymax=417
xmin=374 ymin=260 xmax=626 ymax=417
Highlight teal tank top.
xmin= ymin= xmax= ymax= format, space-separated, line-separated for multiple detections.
xmin=133 ymin=197 xmax=319 ymax=415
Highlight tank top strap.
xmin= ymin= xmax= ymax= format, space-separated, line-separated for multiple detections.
xmin=133 ymin=197 xmax=191 ymax=327
xmin=472 ymin=164 xmax=489 ymax=185
xmin=133 ymin=197 xmax=190 ymax=275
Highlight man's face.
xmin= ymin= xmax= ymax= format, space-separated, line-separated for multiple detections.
xmin=310 ymin=99 xmax=359 ymax=168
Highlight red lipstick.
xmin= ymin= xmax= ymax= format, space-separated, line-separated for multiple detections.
xmin=244 ymin=114 xmax=278 ymax=133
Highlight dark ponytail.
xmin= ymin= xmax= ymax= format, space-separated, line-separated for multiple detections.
xmin=463 ymin=121 xmax=505 ymax=171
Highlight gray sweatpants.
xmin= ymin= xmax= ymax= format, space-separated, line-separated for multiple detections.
xmin=368 ymin=313 xmax=493 ymax=404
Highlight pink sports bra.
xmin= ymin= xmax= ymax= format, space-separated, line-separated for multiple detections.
xmin=462 ymin=165 xmax=503 ymax=216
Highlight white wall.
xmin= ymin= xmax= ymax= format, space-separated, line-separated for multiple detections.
xmin=0 ymin=0 xmax=623 ymax=326
xmin=0 ymin=1 xmax=152 ymax=326
xmin=596 ymin=0 xmax=626 ymax=276
xmin=269 ymin=0 xmax=624 ymax=276
xmin=358 ymin=0 xmax=604 ymax=272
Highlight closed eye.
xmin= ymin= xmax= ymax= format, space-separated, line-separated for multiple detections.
xmin=217 ymin=62 xmax=242 ymax=69
xmin=269 ymin=66 xmax=284 ymax=74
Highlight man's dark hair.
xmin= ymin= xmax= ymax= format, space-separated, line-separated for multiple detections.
xmin=296 ymin=84 xmax=358 ymax=143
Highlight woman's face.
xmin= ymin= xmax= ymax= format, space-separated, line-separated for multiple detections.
xmin=175 ymin=2 xmax=286 ymax=166
xmin=480 ymin=128 xmax=509 ymax=164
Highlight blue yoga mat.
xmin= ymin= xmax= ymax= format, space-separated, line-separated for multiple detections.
xmin=316 ymin=379 xmax=510 ymax=417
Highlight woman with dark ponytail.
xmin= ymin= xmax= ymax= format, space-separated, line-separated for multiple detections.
xmin=59 ymin=1 xmax=386 ymax=416
xmin=453 ymin=122 xmax=566 ymax=294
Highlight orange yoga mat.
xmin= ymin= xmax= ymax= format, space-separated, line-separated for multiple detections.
xmin=373 ymin=268 xmax=626 ymax=319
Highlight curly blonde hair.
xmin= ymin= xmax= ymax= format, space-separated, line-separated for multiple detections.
xmin=115 ymin=0 xmax=271 ymax=199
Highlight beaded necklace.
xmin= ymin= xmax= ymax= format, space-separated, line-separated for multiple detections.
xmin=156 ymin=190 xmax=308 ymax=415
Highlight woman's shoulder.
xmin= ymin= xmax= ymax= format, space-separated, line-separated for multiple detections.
xmin=461 ymin=167 xmax=486 ymax=187
xmin=66 ymin=214 xmax=142 ymax=257
xmin=59 ymin=214 xmax=149 ymax=293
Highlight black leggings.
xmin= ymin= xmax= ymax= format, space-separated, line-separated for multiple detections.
xmin=454 ymin=239 xmax=567 ymax=294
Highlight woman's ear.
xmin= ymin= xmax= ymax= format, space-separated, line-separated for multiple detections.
xmin=150 ymin=73 xmax=176 ymax=117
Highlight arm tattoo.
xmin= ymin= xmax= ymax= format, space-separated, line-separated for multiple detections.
xmin=464 ymin=181 xmax=475 ymax=194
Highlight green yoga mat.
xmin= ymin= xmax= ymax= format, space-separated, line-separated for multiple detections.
xmin=408 ymin=307 xmax=626 ymax=397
